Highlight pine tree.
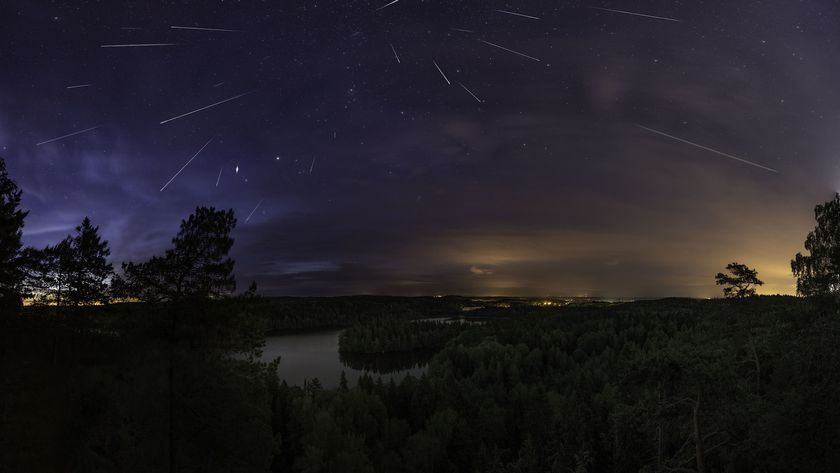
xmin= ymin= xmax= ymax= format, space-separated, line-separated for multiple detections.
xmin=168 ymin=207 xmax=236 ymax=299
xmin=34 ymin=239 xmax=73 ymax=306
xmin=65 ymin=217 xmax=113 ymax=305
xmin=714 ymin=262 xmax=763 ymax=298
xmin=22 ymin=218 xmax=112 ymax=306
xmin=0 ymin=158 xmax=28 ymax=310
xmin=113 ymin=207 xmax=236 ymax=302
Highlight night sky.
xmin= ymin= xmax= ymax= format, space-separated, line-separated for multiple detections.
xmin=2 ymin=1 xmax=839 ymax=297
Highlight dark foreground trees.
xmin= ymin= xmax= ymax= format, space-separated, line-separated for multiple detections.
xmin=1 ymin=298 xmax=279 ymax=473
xmin=65 ymin=217 xmax=113 ymax=305
xmin=0 ymin=159 xmax=276 ymax=473
xmin=24 ymin=218 xmax=113 ymax=306
xmin=0 ymin=158 xmax=28 ymax=310
xmin=0 ymin=158 xmax=242 ymax=308
xmin=0 ymin=158 xmax=114 ymax=307
xmin=112 ymin=207 xmax=236 ymax=302
xmin=715 ymin=262 xmax=763 ymax=298
xmin=1 ymin=155 xmax=282 ymax=473
xmin=792 ymin=193 xmax=840 ymax=296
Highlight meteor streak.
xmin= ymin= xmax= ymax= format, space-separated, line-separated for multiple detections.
xmin=35 ymin=126 xmax=99 ymax=146
xmin=478 ymin=39 xmax=540 ymax=62
xmin=458 ymin=82 xmax=483 ymax=103
xmin=376 ymin=0 xmax=399 ymax=11
xmin=245 ymin=199 xmax=264 ymax=223
xmin=159 ymin=138 xmax=213 ymax=192
xmin=160 ymin=91 xmax=254 ymax=125
xmin=66 ymin=84 xmax=93 ymax=89
xmin=170 ymin=25 xmax=244 ymax=32
xmin=433 ymin=60 xmax=450 ymax=85
xmin=591 ymin=7 xmax=681 ymax=23
xmin=637 ymin=125 xmax=778 ymax=173
xmin=495 ymin=10 xmax=540 ymax=20
xmin=101 ymin=43 xmax=182 ymax=48
xmin=390 ymin=43 xmax=400 ymax=63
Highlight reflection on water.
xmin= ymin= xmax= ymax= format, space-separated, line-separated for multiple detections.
xmin=260 ymin=329 xmax=428 ymax=388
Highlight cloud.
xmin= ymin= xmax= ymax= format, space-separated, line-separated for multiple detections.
xmin=470 ymin=266 xmax=494 ymax=275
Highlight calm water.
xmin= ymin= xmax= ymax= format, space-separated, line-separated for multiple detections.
xmin=260 ymin=329 xmax=428 ymax=389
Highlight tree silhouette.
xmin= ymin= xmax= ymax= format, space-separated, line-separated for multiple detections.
xmin=791 ymin=193 xmax=840 ymax=296
xmin=113 ymin=207 xmax=236 ymax=302
xmin=65 ymin=217 xmax=113 ymax=305
xmin=0 ymin=158 xmax=29 ymax=310
xmin=22 ymin=240 xmax=71 ymax=306
xmin=715 ymin=262 xmax=763 ymax=298
xmin=21 ymin=218 xmax=112 ymax=306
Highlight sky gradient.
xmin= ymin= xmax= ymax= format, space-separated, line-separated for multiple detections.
xmin=2 ymin=1 xmax=839 ymax=297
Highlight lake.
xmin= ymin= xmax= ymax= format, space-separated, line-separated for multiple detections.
xmin=260 ymin=328 xmax=429 ymax=389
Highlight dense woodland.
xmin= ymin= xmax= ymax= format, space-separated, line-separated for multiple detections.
xmin=2 ymin=157 xmax=840 ymax=472
xmin=339 ymin=318 xmax=470 ymax=354
xmin=4 ymin=297 xmax=840 ymax=472
xmin=273 ymin=297 xmax=840 ymax=473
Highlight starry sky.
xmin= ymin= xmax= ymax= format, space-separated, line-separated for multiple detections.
xmin=2 ymin=0 xmax=839 ymax=297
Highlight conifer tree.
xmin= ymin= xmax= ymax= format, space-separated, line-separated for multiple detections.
xmin=113 ymin=207 xmax=236 ymax=302
xmin=65 ymin=217 xmax=113 ymax=305
xmin=0 ymin=158 xmax=28 ymax=310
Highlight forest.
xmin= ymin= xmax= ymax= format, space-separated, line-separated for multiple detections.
xmin=5 ymin=296 xmax=839 ymax=472
xmin=274 ymin=297 xmax=840 ymax=473
xmin=338 ymin=317 xmax=470 ymax=354
xmin=2 ymin=154 xmax=840 ymax=473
